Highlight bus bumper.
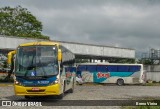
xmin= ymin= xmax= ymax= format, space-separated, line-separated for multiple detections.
xmin=14 ymin=84 xmax=60 ymax=96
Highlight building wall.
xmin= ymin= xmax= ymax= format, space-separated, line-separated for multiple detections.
xmin=0 ymin=35 xmax=135 ymax=59
xmin=0 ymin=36 xmax=41 ymax=49
xmin=144 ymin=65 xmax=160 ymax=82
xmin=60 ymin=42 xmax=135 ymax=58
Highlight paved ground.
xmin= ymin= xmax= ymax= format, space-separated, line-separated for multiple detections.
xmin=1 ymin=84 xmax=160 ymax=109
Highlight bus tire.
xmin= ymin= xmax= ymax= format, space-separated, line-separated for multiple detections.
xmin=58 ymin=93 xmax=64 ymax=99
xmin=117 ymin=79 xmax=124 ymax=86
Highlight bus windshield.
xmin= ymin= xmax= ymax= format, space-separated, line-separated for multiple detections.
xmin=15 ymin=46 xmax=58 ymax=77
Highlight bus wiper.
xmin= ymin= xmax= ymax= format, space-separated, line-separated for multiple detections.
xmin=27 ymin=65 xmax=36 ymax=70
xmin=41 ymin=75 xmax=56 ymax=79
xmin=42 ymin=75 xmax=48 ymax=78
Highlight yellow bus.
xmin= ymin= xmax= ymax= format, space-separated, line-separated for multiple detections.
xmin=12 ymin=41 xmax=76 ymax=99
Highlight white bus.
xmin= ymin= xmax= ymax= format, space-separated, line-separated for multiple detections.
xmin=76 ymin=63 xmax=145 ymax=85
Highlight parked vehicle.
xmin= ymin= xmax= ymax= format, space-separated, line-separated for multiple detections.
xmin=76 ymin=63 xmax=145 ymax=85
xmin=8 ymin=41 xmax=76 ymax=99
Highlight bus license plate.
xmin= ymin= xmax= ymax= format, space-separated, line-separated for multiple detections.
xmin=32 ymin=87 xmax=40 ymax=91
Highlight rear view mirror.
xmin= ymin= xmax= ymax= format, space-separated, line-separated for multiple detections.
xmin=58 ymin=49 xmax=62 ymax=61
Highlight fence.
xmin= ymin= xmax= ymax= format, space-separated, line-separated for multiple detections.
xmin=144 ymin=65 xmax=160 ymax=82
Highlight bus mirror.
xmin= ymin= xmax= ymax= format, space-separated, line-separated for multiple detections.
xmin=7 ymin=50 xmax=16 ymax=64
xmin=58 ymin=49 xmax=62 ymax=61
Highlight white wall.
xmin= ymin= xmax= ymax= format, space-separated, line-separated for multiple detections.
xmin=144 ymin=65 xmax=160 ymax=82
xmin=0 ymin=35 xmax=135 ymax=59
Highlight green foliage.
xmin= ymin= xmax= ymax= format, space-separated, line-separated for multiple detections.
xmin=122 ymin=106 xmax=160 ymax=109
xmin=0 ymin=6 xmax=49 ymax=39
xmin=109 ymin=58 xmax=135 ymax=64
xmin=2 ymin=60 xmax=7 ymax=68
xmin=0 ymin=77 xmax=13 ymax=82
xmin=138 ymin=59 xmax=153 ymax=65
xmin=75 ymin=59 xmax=89 ymax=63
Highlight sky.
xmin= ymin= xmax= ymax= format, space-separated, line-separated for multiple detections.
xmin=1 ymin=0 xmax=160 ymax=57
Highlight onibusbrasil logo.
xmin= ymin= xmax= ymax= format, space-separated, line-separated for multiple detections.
xmin=1 ymin=101 xmax=42 ymax=106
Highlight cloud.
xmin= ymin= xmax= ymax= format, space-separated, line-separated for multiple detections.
xmin=1 ymin=0 xmax=160 ymax=54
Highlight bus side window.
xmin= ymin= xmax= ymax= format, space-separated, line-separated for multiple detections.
xmin=97 ymin=65 xmax=107 ymax=72
xmin=70 ymin=67 xmax=76 ymax=72
xmin=107 ymin=65 xmax=118 ymax=72
xmin=129 ymin=66 xmax=141 ymax=72
xmin=118 ymin=66 xmax=129 ymax=72
xmin=65 ymin=67 xmax=69 ymax=72
xmin=86 ymin=65 xmax=97 ymax=72
xmin=77 ymin=65 xmax=86 ymax=77
xmin=77 ymin=65 xmax=86 ymax=72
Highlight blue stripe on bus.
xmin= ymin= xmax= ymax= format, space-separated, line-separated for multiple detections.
xmin=109 ymin=72 xmax=134 ymax=77
xmin=16 ymin=76 xmax=57 ymax=86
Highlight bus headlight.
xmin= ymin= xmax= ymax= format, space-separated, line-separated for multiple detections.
xmin=49 ymin=78 xmax=59 ymax=85
xmin=55 ymin=78 xmax=59 ymax=84
xmin=14 ymin=80 xmax=23 ymax=86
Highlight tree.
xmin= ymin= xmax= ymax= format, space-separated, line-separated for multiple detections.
xmin=0 ymin=6 xmax=50 ymax=81
xmin=0 ymin=6 xmax=49 ymax=39
xmin=138 ymin=59 xmax=154 ymax=65
xmin=108 ymin=58 xmax=135 ymax=64
xmin=75 ymin=59 xmax=89 ymax=63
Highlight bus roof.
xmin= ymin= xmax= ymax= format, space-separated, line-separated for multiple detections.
xmin=19 ymin=41 xmax=60 ymax=47
xmin=76 ymin=63 xmax=143 ymax=66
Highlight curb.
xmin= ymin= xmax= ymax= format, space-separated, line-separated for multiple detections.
xmin=0 ymin=83 xmax=13 ymax=87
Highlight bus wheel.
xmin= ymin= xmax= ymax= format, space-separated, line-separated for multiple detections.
xmin=117 ymin=79 xmax=124 ymax=86
xmin=58 ymin=93 xmax=64 ymax=99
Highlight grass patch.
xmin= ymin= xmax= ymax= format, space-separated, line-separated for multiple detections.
xmin=122 ymin=106 xmax=160 ymax=109
xmin=82 ymin=82 xmax=116 ymax=86
xmin=145 ymin=83 xmax=160 ymax=86
xmin=122 ymin=99 xmax=160 ymax=109
xmin=145 ymin=83 xmax=154 ymax=86
xmin=83 ymin=82 xmax=160 ymax=86
xmin=0 ymin=78 xmax=13 ymax=82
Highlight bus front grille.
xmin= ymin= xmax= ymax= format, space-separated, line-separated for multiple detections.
xmin=27 ymin=89 xmax=45 ymax=92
